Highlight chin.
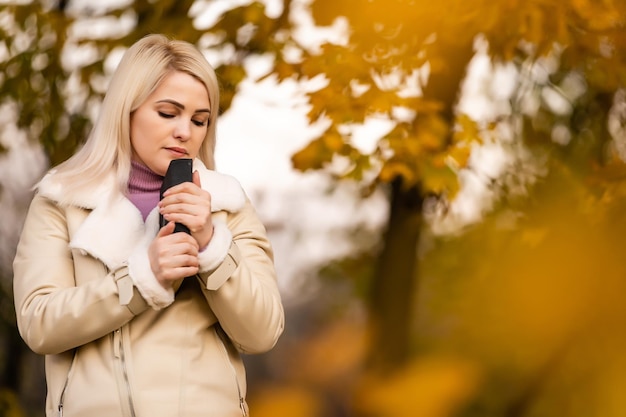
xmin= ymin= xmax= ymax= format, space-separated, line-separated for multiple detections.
xmin=150 ymin=161 xmax=170 ymax=177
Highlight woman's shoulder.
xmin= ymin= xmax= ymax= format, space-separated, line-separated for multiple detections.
xmin=36 ymin=168 xmax=116 ymax=209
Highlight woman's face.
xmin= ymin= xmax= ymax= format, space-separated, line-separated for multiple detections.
xmin=130 ymin=70 xmax=211 ymax=176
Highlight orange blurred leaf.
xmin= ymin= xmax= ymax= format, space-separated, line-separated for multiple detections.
xmin=356 ymin=356 xmax=481 ymax=417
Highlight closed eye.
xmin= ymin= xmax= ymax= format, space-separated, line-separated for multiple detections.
xmin=193 ymin=119 xmax=208 ymax=127
xmin=158 ymin=111 xmax=175 ymax=119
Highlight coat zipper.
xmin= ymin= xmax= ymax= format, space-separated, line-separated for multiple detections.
xmin=57 ymin=350 xmax=77 ymax=417
xmin=113 ymin=328 xmax=137 ymax=417
xmin=227 ymin=348 xmax=247 ymax=417
xmin=58 ymin=377 xmax=69 ymax=417
xmin=216 ymin=331 xmax=248 ymax=417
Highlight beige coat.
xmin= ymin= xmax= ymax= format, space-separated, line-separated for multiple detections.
xmin=13 ymin=160 xmax=284 ymax=417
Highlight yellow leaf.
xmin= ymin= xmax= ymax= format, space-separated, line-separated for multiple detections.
xmin=323 ymin=130 xmax=345 ymax=152
xmin=248 ymin=385 xmax=322 ymax=417
xmin=379 ymin=161 xmax=416 ymax=185
xmin=572 ymin=0 xmax=625 ymax=31
xmin=453 ymin=114 xmax=481 ymax=144
xmin=417 ymin=130 xmax=445 ymax=152
xmin=421 ymin=160 xmax=459 ymax=196
xmin=286 ymin=320 xmax=368 ymax=386
xmin=416 ymin=114 xmax=449 ymax=151
xmin=291 ymin=137 xmax=332 ymax=171
xmin=446 ymin=144 xmax=472 ymax=169
xmin=0 ymin=389 xmax=27 ymax=417
xmin=356 ymin=356 xmax=481 ymax=417
xmin=274 ymin=60 xmax=297 ymax=81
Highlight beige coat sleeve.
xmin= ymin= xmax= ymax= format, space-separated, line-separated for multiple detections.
xmin=12 ymin=194 xmax=145 ymax=355
xmin=197 ymin=199 xmax=285 ymax=354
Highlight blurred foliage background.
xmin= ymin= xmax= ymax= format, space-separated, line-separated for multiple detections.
xmin=1 ymin=0 xmax=626 ymax=416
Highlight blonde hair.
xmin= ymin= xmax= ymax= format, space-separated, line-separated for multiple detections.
xmin=49 ymin=34 xmax=220 ymax=202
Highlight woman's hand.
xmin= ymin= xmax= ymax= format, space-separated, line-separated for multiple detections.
xmin=158 ymin=170 xmax=214 ymax=249
xmin=149 ymin=221 xmax=200 ymax=288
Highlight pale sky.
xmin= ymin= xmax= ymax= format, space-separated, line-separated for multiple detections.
xmin=215 ymin=75 xmax=389 ymax=304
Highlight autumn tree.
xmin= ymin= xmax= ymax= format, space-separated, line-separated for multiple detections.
xmin=278 ymin=0 xmax=626 ymax=372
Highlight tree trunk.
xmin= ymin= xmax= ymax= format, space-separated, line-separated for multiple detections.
xmin=367 ymin=39 xmax=476 ymax=372
xmin=368 ymin=179 xmax=423 ymax=372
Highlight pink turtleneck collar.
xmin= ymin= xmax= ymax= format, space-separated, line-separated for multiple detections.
xmin=127 ymin=160 xmax=163 ymax=221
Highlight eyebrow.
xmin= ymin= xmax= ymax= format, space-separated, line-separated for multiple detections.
xmin=156 ymin=99 xmax=211 ymax=115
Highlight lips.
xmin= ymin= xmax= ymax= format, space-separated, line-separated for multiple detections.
xmin=165 ymin=147 xmax=188 ymax=156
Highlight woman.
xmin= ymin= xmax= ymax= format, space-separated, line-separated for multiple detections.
xmin=13 ymin=34 xmax=284 ymax=417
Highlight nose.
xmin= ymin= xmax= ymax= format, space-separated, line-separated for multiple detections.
xmin=173 ymin=120 xmax=191 ymax=141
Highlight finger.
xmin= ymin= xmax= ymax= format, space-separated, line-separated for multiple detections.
xmin=157 ymin=263 xmax=199 ymax=282
xmin=161 ymin=200 xmax=195 ymax=214
xmin=176 ymin=233 xmax=201 ymax=252
xmin=153 ymin=241 xmax=199 ymax=271
xmin=161 ymin=249 xmax=200 ymax=270
xmin=160 ymin=250 xmax=199 ymax=267
xmin=163 ymin=181 xmax=200 ymax=197
xmin=163 ymin=211 xmax=209 ymax=234
xmin=193 ymin=170 xmax=201 ymax=188
xmin=157 ymin=221 xmax=176 ymax=237
xmin=161 ymin=232 xmax=200 ymax=250
xmin=160 ymin=195 xmax=210 ymax=219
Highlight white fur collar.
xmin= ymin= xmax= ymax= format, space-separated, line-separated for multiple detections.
xmin=36 ymin=159 xmax=246 ymax=270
